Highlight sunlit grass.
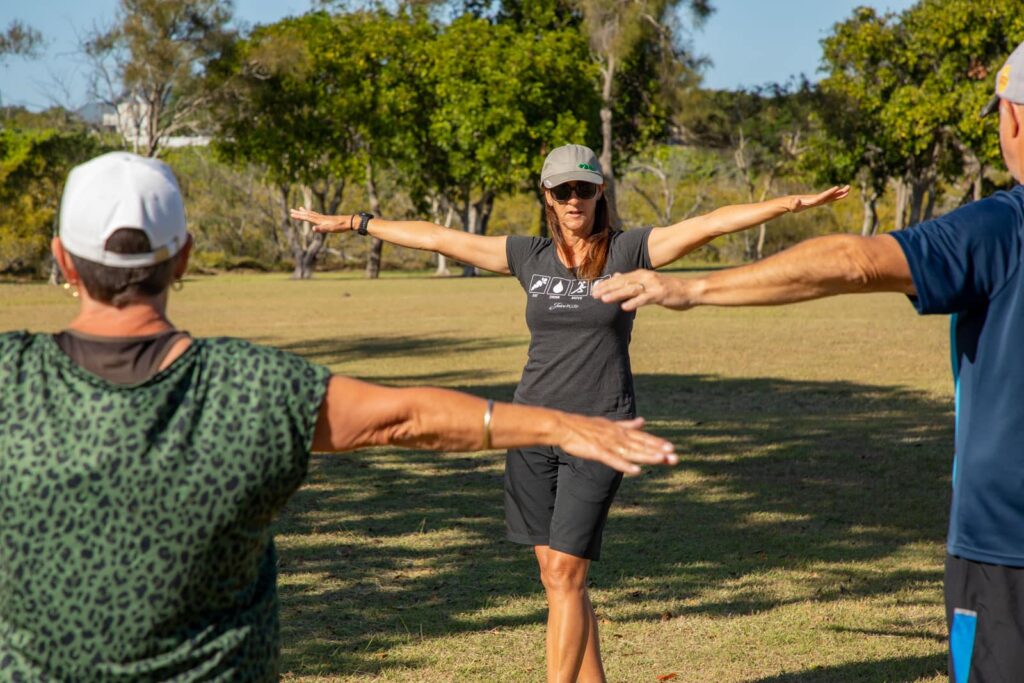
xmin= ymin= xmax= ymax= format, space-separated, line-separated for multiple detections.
xmin=2 ymin=271 xmax=952 ymax=681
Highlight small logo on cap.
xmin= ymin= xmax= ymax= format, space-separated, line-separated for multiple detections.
xmin=578 ymin=163 xmax=594 ymax=170
xmin=998 ymin=64 xmax=1012 ymax=94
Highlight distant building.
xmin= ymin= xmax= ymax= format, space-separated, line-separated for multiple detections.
xmin=75 ymin=99 xmax=209 ymax=150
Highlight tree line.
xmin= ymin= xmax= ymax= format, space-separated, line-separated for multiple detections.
xmin=1 ymin=0 xmax=1022 ymax=279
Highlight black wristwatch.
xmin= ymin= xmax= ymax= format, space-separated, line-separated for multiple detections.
xmin=357 ymin=211 xmax=374 ymax=236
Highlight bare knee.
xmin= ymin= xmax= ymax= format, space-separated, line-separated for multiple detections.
xmin=540 ymin=553 xmax=589 ymax=595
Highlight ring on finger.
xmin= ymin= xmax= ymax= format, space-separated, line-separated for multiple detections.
xmin=631 ymin=282 xmax=646 ymax=293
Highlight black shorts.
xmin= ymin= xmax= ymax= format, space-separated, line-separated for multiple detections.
xmin=503 ymin=445 xmax=622 ymax=561
xmin=945 ymin=554 xmax=1024 ymax=682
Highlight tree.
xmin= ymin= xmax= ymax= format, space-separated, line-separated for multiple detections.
xmin=420 ymin=13 xmax=599 ymax=274
xmin=575 ymin=0 xmax=713 ymax=226
xmin=814 ymin=1 xmax=1024 ymax=233
xmin=207 ymin=11 xmax=375 ymax=279
xmin=688 ymin=84 xmax=815 ymax=259
xmin=0 ymin=20 xmax=42 ymax=61
xmin=85 ymin=0 xmax=233 ymax=157
xmin=0 ymin=122 xmax=106 ymax=275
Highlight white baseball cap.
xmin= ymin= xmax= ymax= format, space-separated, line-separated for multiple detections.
xmin=59 ymin=152 xmax=187 ymax=268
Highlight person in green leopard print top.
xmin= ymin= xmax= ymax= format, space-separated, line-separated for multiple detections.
xmin=0 ymin=154 xmax=676 ymax=681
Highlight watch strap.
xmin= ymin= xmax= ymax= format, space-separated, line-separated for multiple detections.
xmin=357 ymin=211 xmax=374 ymax=236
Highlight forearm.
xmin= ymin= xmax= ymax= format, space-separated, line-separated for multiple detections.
xmin=650 ymin=198 xmax=792 ymax=267
xmin=694 ymin=234 xmax=910 ymax=306
xmin=700 ymin=197 xmax=791 ymax=238
xmin=365 ymin=218 xmax=447 ymax=253
xmin=314 ymin=379 xmax=563 ymax=453
xmin=384 ymin=390 xmax=567 ymax=452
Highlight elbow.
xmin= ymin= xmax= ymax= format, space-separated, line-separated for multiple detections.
xmin=833 ymin=236 xmax=881 ymax=290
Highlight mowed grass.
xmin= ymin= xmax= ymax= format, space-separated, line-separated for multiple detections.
xmin=1 ymin=271 xmax=953 ymax=682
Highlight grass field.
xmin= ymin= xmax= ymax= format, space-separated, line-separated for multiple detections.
xmin=1 ymin=272 xmax=954 ymax=682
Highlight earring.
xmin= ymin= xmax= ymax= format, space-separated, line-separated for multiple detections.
xmin=62 ymin=282 xmax=79 ymax=298
xmin=172 ymin=279 xmax=184 ymax=292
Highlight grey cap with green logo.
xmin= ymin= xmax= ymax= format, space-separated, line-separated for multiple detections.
xmin=982 ymin=40 xmax=1024 ymax=117
xmin=540 ymin=144 xmax=604 ymax=188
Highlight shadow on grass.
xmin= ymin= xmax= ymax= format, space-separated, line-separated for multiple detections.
xmin=272 ymin=334 xmax=523 ymax=368
xmin=274 ymin=373 xmax=953 ymax=678
xmin=746 ymin=653 xmax=946 ymax=682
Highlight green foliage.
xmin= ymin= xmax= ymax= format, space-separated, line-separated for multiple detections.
xmin=0 ymin=20 xmax=42 ymax=61
xmin=207 ymin=10 xmax=370 ymax=187
xmin=810 ymin=0 xmax=1024 ymax=221
xmin=424 ymin=14 xmax=599 ymax=203
xmin=0 ymin=120 xmax=107 ymax=275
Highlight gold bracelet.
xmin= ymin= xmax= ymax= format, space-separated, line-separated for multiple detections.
xmin=482 ymin=399 xmax=494 ymax=450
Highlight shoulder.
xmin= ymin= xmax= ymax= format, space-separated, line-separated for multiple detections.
xmin=199 ymin=337 xmax=327 ymax=380
xmin=610 ymin=226 xmax=653 ymax=243
xmin=0 ymin=330 xmax=34 ymax=355
xmin=507 ymin=234 xmax=551 ymax=255
xmin=0 ymin=331 xmax=45 ymax=369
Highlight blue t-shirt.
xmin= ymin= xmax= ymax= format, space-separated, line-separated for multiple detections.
xmin=891 ymin=184 xmax=1024 ymax=566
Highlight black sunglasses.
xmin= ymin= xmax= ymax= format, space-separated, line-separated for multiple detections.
xmin=549 ymin=181 xmax=598 ymax=201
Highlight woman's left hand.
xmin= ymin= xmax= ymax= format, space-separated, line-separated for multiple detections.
xmin=785 ymin=185 xmax=851 ymax=213
xmin=289 ymin=207 xmax=358 ymax=233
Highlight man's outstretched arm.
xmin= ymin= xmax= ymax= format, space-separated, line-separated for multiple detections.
xmin=593 ymin=234 xmax=915 ymax=311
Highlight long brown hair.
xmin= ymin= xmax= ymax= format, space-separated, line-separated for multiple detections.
xmin=544 ymin=192 xmax=612 ymax=280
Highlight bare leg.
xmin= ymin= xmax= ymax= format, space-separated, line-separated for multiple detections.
xmin=535 ymin=546 xmax=605 ymax=683
xmin=577 ymin=591 xmax=606 ymax=682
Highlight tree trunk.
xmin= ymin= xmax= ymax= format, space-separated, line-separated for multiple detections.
xmin=430 ymin=196 xmax=454 ymax=276
xmin=907 ymin=176 xmax=932 ymax=227
xmin=894 ymin=179 xmax=908 ymax=231
xmin=283 ymin=184 xmax=327 ymax=280
xmin=364 ymin=160 xmax=384 ymax=279
xmin=923 ymin=184 xmax=937 ymax=222
xmin=753 ymin=174 xmax=776 ymax=261
xmin=860 ymin=185 xmax=879 ymax=237
xmin=460 ymin=191 xmax=495 ymax=277
xmin=974 ymin=163 xmax=984 ymax=202
xmin=598 ymin=57 xmax=622 ymax=229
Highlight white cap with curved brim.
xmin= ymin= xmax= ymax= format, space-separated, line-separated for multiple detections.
xmin=982 ymin=41 xmax=1024 ymax=117
xmin=540 ymin=144 xmax=604 ymax=188
xmin=59 ymin=152 xmax=187 ymax=268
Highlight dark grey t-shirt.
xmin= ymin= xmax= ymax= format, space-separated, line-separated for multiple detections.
xmin=506 ymin=228 xmax=653 ymax=418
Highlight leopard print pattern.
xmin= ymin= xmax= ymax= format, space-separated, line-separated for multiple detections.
xmin=0 ymin=332 xmax=330 ymax=681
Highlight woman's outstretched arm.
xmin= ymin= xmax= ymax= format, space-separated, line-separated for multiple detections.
xmin=646 ymin=185 xmax=850 ymax=268
xmin=290 ymin=208 xmax=511 ymax=274
xmin=311 ymin=376 xmax=678 ymax=475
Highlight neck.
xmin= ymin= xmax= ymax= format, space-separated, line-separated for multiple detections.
xmin=67 ymin=293 xmax=174 ymax=337
xmin=557 ymin=221 xmax=594 ymax=267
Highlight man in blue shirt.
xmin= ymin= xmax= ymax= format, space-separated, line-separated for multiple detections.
xmin=593 ymin=41 xmax=1024 ymax=683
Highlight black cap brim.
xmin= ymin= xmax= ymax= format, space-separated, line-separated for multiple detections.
xmin=981 ymin=94 xmax=1001 ymax=118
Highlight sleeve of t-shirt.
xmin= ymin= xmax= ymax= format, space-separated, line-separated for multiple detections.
xmin=614 ymin=226 xmax=655 ymax=270
xmin=506 ymin=235 xmax=546 ymax=286
xmin=889 ymin=192 xmax=1024 ymax=314
xmin=209 ymin=339 xmax=331 ymax=488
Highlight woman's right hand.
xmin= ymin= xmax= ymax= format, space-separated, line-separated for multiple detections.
xmin=289 ymin=207 xmax=357 ymax=233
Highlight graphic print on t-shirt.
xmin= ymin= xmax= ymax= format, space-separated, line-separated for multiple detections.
xmin=548 ymin=277 xmax=571 ymax=295
xmin=568 ymin=280 xmax=589 ymax=296
xmin=529 ymin=274 xmax=552 ymax=293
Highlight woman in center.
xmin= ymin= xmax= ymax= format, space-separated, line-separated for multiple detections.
xmin=292 ymin=144 xmax=847 ymax=682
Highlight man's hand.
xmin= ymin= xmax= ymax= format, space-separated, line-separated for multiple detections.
xmin=592 ymin=270 xmax=696 ymax=311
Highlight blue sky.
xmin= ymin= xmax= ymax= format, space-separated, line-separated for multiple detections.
xmin=1 ymin=0 xmax=918 ymax=111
